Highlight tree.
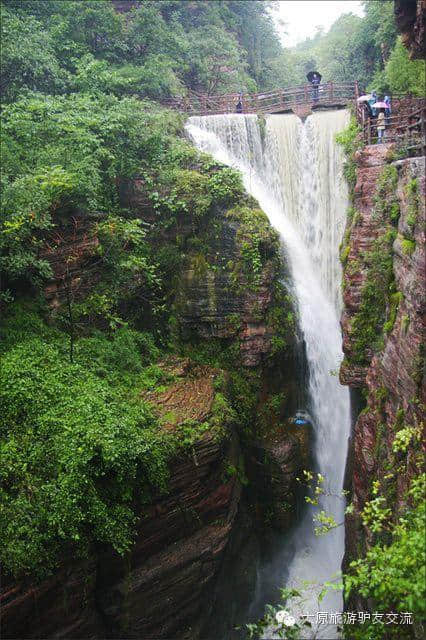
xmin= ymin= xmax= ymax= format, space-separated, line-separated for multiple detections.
xmin=0 ymin=5 xmax=66 ymax=101
xmin=383 ymin=37 xmax=426 ymax=95
xmin=184 ymin=24 xmax=251 ymax=94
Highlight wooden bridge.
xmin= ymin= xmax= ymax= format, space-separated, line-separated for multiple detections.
xmin=164 ymin=81 xmax=425 ymax=155
xmin=164 ymin=81 xmax=358 ymax=117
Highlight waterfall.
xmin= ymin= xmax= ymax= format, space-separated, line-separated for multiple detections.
xmin=186 ymin=111 xmax=351 ymax=638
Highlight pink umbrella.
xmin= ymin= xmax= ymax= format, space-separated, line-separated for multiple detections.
xmin=373 ymin=101 xmax=388 ymax=108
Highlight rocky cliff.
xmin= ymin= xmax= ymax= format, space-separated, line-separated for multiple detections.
xmin=2 ymin=158 xmax=303 ymax=638
xmin=394 ymin=0 xmax=426 ymax=59
xmin=2 ymin=361 xmax=241 ymax=639
xmin=340 ymin=140 xmax=425 ymax=591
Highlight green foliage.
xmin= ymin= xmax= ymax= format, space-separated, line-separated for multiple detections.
xmin=0 ymin=0 xmax=291 ymax=593
xmin=226 ymin=205 xmax=280 ymax=291
xmin=72 ymin=53 xmax=183 ymax=99
xmin=373 ymin=165 xmax=400 ymax=224
xmin=0 ymin=92 xmax=182 ymax=292
xmin=266 ymin=392 xmax=287 ymax=416
xmin=314 ymin=14 xmax=370 ymax=83
xmin=2 ymin=0 xmax=282 ymax=99
xmin=350 ymin=229 xmax=396 ymax=364
xmin=280 ymin=0 xmax=424 ymax=100
xmin=345 ymin=475 xmax=426 ymax=638
xmin=225 ymin=369 xmax=261 ymax=438
xmin=209 ymin=391 xmax=237 ymax=436
xmin=405 ymin=178 xmax=419 ymax=228
xmin=94 ymin=215 xmax=161 ymax=321
xmin=0 ymin=331 xmax=174 ymax=579
xmin=335 ymin=117 xmax=363 ymax=197
xmin=170 ymin=169 xmax=212 ymax=219
xmin=381 ymin=38 xmax=426 ymax=96
xmin=340 ymin=245 xmax=350 ymax=265
xmin=75 ymin=328 xmax=160 ymax=381
xmin=400 ymin=236 xmax=416 ymax=256
xmin=281 ymin=1 xmax=397 ymax=89
xmin=345 ymin=161 xmax=409 ymax=365
xmin=392 ymin=424 xmax=421 ymax=454
xmin=207 ymin=168 xmax=244 ymax=206
xmin=383 ymin=291 xmax=403 ymax=335
xmin=266 ymin=284 xmax=296 ymax=360
xmin=0 ymin=4 xmax=67 ymax=101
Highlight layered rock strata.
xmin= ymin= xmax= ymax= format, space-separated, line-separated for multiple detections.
xmin=341 ymin=143 xmax=425 ymax=568
xmin=1 ymin=363 xmax=241 ymax=639
xmin=6 ymin=174 xmax=302 ymax=638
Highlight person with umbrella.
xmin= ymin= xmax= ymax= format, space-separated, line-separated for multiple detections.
xmin=357 ymin=93 xmax=374 ymax=118
xmin=368 ymin=91 xmax=378 ymax=117
xmin=371 ymin=100 xmax=388 ymax=143
xmin=307 ymin=71 xmax=321 ymax=103
xmin=384 ymin=95 xmax=391 ymax=126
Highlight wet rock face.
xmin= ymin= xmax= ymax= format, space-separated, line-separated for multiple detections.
xmin=41 ymin=214 xmax=100 ymax=310
xmin=248 ymin=422 xmax=310 ymax=531
xmin=1 ymin=560 xmax=102 ymax=640
xmin=176 ymin=215 xmax=281 ymax=367
xmin=394 ymin=0 xmax=426 ymax=59
xmin=1 ymin=367 xmax=241 ymax=640
xmin=96 ymin=431 xmax=241 ymax=640
xmin=341 ymin=147 xmax=425 ymax=563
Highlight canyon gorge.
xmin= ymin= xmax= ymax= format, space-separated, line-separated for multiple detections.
xmin=1 ymin=2 xmax=424 ymax=640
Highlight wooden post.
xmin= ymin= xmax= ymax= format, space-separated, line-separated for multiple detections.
xmin=201 ymin=95 xmax=207 ymax=115
xmin=255 ymin=93 xmax=260 ymax=114
xmin=367 ymin=120 xmax=371 ymax=145
xmin=354 ymin=80 xmax=359 ymax=100
xmin=329 ymin=82 xmax=334 ymax=102
xmin=304 ymin=84 xmax=308 ymax=103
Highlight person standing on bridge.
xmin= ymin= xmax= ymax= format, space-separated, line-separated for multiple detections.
xmin=235 ymin=92 xmax=243 ymax=113
xmin=307 ymin=71 xmax=321 ymax=103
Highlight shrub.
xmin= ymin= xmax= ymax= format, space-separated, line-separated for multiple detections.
xmin=0 ymin=336 xmax=171 ymax=578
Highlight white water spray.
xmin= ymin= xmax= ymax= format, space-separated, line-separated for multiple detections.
xmin=186 ymin=111 xmax=351 ymax=638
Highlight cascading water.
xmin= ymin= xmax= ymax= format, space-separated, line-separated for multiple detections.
xmin=186 ymin=111 xmax=351 ymax=638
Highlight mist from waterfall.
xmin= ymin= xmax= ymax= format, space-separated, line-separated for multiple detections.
xmin=186 ymin=111 xmax=351 ymax=638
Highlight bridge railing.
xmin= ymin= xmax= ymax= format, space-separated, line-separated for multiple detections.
xmin=357 ymin=98 xmax=426 ymax=154
xmin=164 ymin=82 xmax=358 ymax=116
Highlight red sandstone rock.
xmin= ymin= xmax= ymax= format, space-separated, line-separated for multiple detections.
xmin=342 ymin=151 xmax=425 ymax=513
xmin=1 ymin=429 xmax=241 ymax=639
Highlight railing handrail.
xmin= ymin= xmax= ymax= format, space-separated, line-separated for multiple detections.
xmin=161 ymin=82 xmax=425 ymax=151
xmin=185 ymin=80 xmax=355 ymax=100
